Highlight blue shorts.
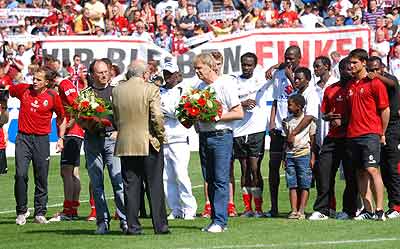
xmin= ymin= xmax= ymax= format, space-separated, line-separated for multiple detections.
xmin=285 ymin=154 xmax=312 ymax=189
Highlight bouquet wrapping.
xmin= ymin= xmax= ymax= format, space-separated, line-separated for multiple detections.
xmin=176 ymin=87 xmax=222 ymax=129
xmin=66 ymin=88 xmax=113 ymax=130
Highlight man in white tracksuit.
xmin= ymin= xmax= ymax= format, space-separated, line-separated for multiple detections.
xmin=160 ymin=61 xmax=197 ymax=220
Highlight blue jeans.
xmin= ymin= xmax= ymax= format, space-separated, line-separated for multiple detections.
xmin=84 ymin=132 xmax=126 ymax=225
xmin=285 ymin=154 xmax=312 ymax=189
xmin=199 ymin=130 xmax=233 ymax=228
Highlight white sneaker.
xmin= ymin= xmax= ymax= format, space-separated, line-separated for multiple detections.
xmin=33 ymin=215 xmax=49 ymax=224
xmin=336 ymin=212 xmax=351 ymax=220
xmin=308 ymin=211 xmax=329 ymax=221
xmin=49 ymin=212 xmax=72 ymax=222
xmin=167 ymin=213 xmax=183 ymax=220
xmin=386 ymin=209 xmax=400 ymax=219
xmin=354 ymin=211 xmax=375 ymax=220
xmin=206 ymin=223 xmax=224 ymax=233
xmin=16 ymin=210 xmax=30 ymax=225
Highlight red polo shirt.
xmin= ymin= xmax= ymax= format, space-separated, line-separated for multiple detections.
xmin=10 ymin=84 xmax=65 ymax=135
xmin=321 ymin=82 xmax=348 ymax=138
xmin=58 ymin=79 xmax=84 ymax=138
xmin=346 ymin=77 xmax=389 ymax=138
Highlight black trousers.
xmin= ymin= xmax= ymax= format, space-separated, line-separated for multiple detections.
xmin=313 ymin=137 xmax=358 ymax=216
xmin=268 ymin=130 xmax=284 ymax=212
xmin=14 ymin=133 xmax=50 ymax=216
xmin=0 ymin=149 xmax=7 ymax=174
xmin=381 ymin=122 xmax=400 ymax=209
xmin=121 ymin=146 xmax=168 ymax=233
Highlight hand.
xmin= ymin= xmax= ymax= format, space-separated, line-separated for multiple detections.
xmin=284 ymin=65 xmax=293 ymax=79
xmin=287 ymin=133 xmax=295 ymax=147
xmin=241 ymin=99 xmax=256 ymax=110
xmin=265 ymin=67 xmax=274 ymax=80
xmin=269 ymin=121 xmax=276 ymax=131
xmin=330 ymin=118 xmax=342 ymax=128
xmin=324 ymin=109 xmax=341 ymax=121
xmin=380 ymin=135 xmax=386 ymax=145
xmin=110 ymin=131 xmax=118 ymax=140
xmin=310 ymin=155 xmax=315 ymax=169
xmin=367 ymin=72 xmax=378 ymax=80
xmin=56 ymin=138 xmax=64 ymax=153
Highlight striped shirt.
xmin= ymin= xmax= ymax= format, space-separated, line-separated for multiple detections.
xmin=362 ymin=8 xmax=385 ymax=29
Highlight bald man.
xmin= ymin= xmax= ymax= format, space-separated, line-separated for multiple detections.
xmin=112 ymin=61 xmax=169 ymax=235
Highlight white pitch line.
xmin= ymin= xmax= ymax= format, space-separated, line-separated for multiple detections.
xmin=176 ymin=238 xmax=400 ymax=249
xmin=0 ymin=197 xmax=115 ymax=214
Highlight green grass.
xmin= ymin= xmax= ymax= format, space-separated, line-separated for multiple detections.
xmin=0 ymin=153 xmax=400 ymax=249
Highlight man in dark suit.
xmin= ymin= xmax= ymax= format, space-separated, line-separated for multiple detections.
xmin=112 ymin=60 xmax=169 ymax=235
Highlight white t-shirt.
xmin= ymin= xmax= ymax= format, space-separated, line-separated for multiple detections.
xmin=160 ymin=84 xmax=188 ymax=143
xmin=271 ymin=69 xmax=293 ymax=131
xmin=389 ymin=57 xmax=400 ymax=81
xmin=314 ymin=75 xmax=339 ymax=147
xmin=234 ymin=75 xmax=272 ymax=137
xmin=84 ymin=1 xmax=106 ymax=29
xmin=131 ymin=31 xmax=153 ymax=43
xmin=372 ymin=41 xmax=390 ymax=65
xmin=155 ymin=0 xmax=179 ymax=19
xmin=296 ymin=84 xmax=319 ymax=120
xmin=196 ymin=76 xmax=241 ymax=132
xmin=300 ymin=13 xmax=323 ymax=28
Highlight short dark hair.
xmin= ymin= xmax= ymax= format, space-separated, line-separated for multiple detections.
xmin=338 ymin=57 xmax=350 ymax=72
xmin=294 ymin=67 xmax=312 ymax=81
xmin=349 ymin=48 xmax=369 ymax=62
xmin=241 ymin=52 xmax=258 ymax=64
xmin=288 ymin=94 xmax=305 ymax=109
xmin=285 ymin=45 xmax=301 ymax=57
xmin=314 ymin=56 xmax=331 ymax=70
xmin=367 ymin=56 xmax=383 ymax=66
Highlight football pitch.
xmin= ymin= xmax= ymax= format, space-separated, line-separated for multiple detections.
xmin=0 ymin=153 xmax=399 ymax=249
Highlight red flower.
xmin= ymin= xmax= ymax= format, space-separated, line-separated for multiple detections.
xmin=72 ymin=102 xmax=79 ymax=110
xmin=96 ymin=105 xmax=105 ymax=113
xmin=188 ymin=107 xmax=200 ymax=117
xmin=198 ymin=98 xmax=206 ymax=107
xmin=101 ymin=118 xmax=112 ymax=127
xmin=81 ymin=100 xmax=90 ymax=108
xmin=184 ymin=102 xmax=192 ymax=110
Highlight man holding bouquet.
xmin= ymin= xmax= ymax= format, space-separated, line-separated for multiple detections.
xmin=83 ymin=59 xmax=126 ymax=235
xmin=193 ymin=53 xmax=243 ymax=233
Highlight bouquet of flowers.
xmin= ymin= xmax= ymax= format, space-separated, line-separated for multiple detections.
xmin=176 ymin=87 xmax=222 ymax=128
xmin=66 ymin=88 xmax=113 ymax=130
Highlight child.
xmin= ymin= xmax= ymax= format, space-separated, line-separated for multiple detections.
xmin=282 ymin=94 xmax=316 ymax=219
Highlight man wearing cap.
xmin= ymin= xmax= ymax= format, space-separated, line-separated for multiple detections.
xmin=155 ymin=0 xmax=179 ymax=25
xmin=160 ymin=60 xmax=197 ymax=220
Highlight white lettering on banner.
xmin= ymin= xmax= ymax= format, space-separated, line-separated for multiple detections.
xmin=198 ymin=11 xmax=241 ymax=21
xmin=0 ymin=8 xmax=49 ymax=17
xmin=2 ymin=34 xmax=41 ymax=43
xmin=184 ymin=32 xmax=215 ymax=47
xmin=0 ymin=18 xmax=18 ymax=27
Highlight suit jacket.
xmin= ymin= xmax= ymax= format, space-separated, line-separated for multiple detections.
xmin=112 ymin=77 xmax=165 ymax=156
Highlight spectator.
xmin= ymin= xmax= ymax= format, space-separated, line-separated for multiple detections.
xmin=112 ymin=6 xmax=129 ymax=32
xmin=155 ymin=25 xmax=173 ymax=52
xmin=362 ymin=0 xmax=385 ymax=29
xmin=335 ymin=15 xmax=345 ymax=26
xmin=14 ymin=44 xmax=34 ymax=77
xmin=262 ymin=0 xmax=279 ymax=27
xmin=141 ymin=0 xmax=156 ymax=32
xmin=278 ymin=0 xmax=299 ymax=28
xmin=330 ymin=51 xmax=342 ymax=79
xmin=372 ymin=29 xmax=390 ymax=65
xmin=253 ymin=0 xmax=265 ymax=9
xmin=178 ymin=3 xmax=199 ymax=38
xmin=323 ymin=6 xmax=337 ymax=27
xmin=74 ymin=8 xmax=95 ymax=35
xmin=385 ymin=14 xmax=398 ymax=39
xmin=84 ymin=0 xmax=107 ymax=30
xmin=107 ymin=0 xmax=125 ymax=20
xmin=163 ymin=6 xmax=177 ymax=33
xmin=125 ymin=0 xmax=141 ymax=23
xmin=197 ymin=0 xmax=213 ymax=14
xmin=393 ymin=7 xmax=400 ymax=26
xmin=171 ymin=30 xmax=188 ymax=56
xmin=344 ymin=8 xmax=355 ymax=25
xmin=131 ymin=20 xmax=154 ymax=42
xmin=176 ymin=0 xmax=189 ymax=20
xmin=300 ymin=3 xmax=323 ymax=28
xmin=105 ymin=20 xmax=120 ymax=36
xmin=389 ymin=44 xmax=400 ymax=80
xmin=156 ymin=0 xmax=179 ymax=25
xmin=330 ymin=0 xmax=353 ymax=16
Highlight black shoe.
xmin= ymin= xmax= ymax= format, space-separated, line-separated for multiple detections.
xmin=126 ymin=227 xmax=144 ymax=235
xmin=120 ymin=222 xmax=128 ymax=234
xmin=155 ymin=225 xmax=170 ymax=235
xmin=375 ymin=210 xmax=386 ymax=221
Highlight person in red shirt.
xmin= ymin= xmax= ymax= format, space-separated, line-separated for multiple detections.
xmin=346 ymin=49 xmax=389 ymax=221
xmin=11 ymin=67 xmax=66 ymax=226
xmin=278 ymin=0 xmax=299 ymax=28
xmin=0 ymin=64 xmax=12 ymax=89
xmin=44 ymin=56 xmax=85 ymax=221
xmin=309 ymin=57 xmax=359 ymax=220
xmin=0 ymin=99 xmax=8 ymax=175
